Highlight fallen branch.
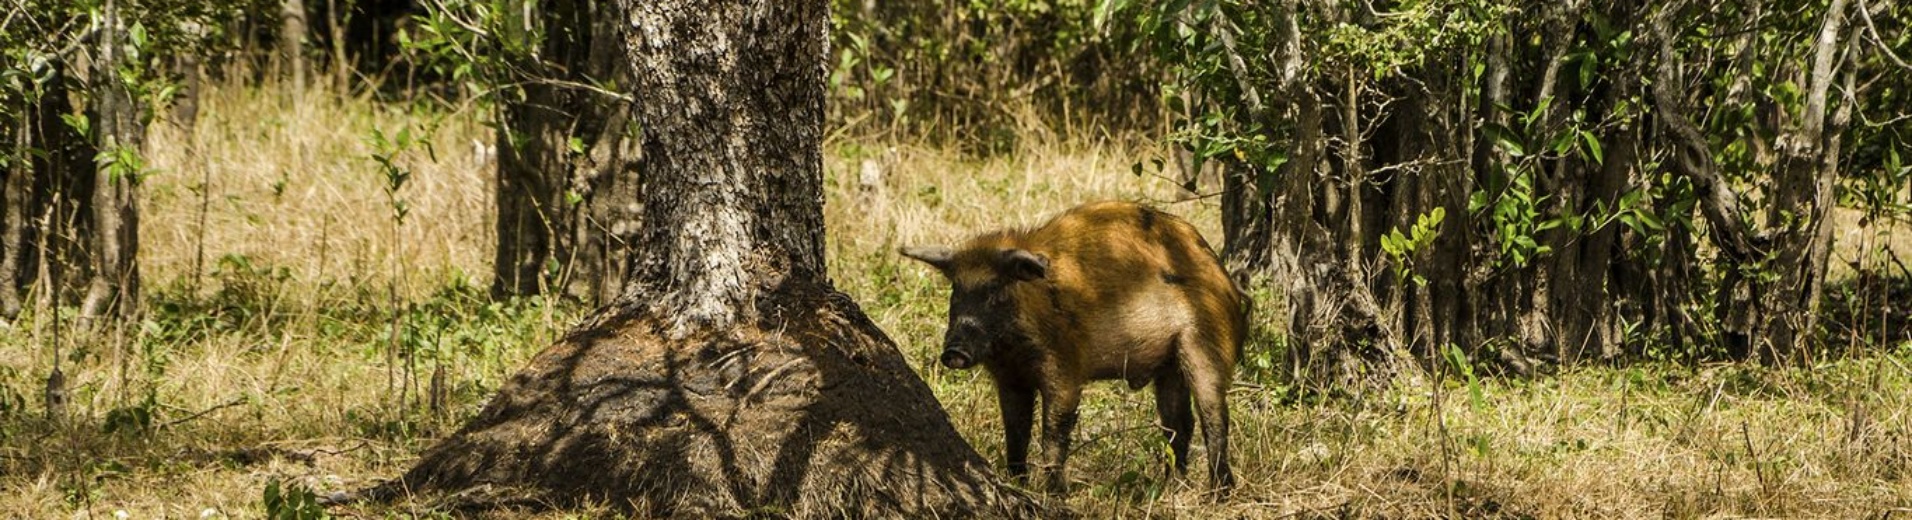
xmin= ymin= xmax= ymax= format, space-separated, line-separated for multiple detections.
xmin=161 ymin=397 xmax=247 ymax=429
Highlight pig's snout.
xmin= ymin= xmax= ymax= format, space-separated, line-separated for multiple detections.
xmin=940 ymin=316 xmax=990 ymax=369
xmin=940 ymin=348 xmax=977 ymax=369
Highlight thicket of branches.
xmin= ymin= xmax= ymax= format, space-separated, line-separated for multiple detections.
xmin=1096 ymin=0 xmax=1912 ymax=388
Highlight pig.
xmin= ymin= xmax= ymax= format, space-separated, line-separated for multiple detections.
xmin=902 ymin=201 xmax=1248 ymax=495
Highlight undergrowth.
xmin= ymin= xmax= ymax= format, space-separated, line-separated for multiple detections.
xmin=0 ymin=81 xmax=1908 ymax=519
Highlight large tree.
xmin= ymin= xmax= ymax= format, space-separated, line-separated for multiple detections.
xmin=387 ymin=0 xmax=1046 ymax=516
xmin=82 ymin=0 xmax=146 ymax=321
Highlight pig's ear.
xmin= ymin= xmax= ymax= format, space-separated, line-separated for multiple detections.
xmin=900 ymin=246 xmax=956 ymax=274
xmin=998 ymin=249 xmax=1048 ymax=282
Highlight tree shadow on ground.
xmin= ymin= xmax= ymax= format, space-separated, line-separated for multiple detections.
xmin=371 ymin=277 xmax=1051 ymax=518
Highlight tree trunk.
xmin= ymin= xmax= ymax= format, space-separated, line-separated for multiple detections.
xmin=1213 ymin=1 xmax=1402 ymax=391
xmin=1221 ymin=0 xmax=1642 ymax=385
xmin=1209 ymin=0 xmax=1873 ymax=383
xmin=1220 ymin=160 xmax=1272 ymax=280
xmin=395 ymin=1 xmax=1048 ymax=516
xmin=491 ymin=0 xmax=641 ymax=306
xmin=1 ymin=63 xmax=94 ymax=324
xmin=280 ymin=0 xmax=307 ymax=91
xmin=1652 ymin=0 xmax=1852 ymax=363
xmin=1755 ymin=0 xmax=1851 ymax=362
xmin=79 ymin=0 xmax=143 ymax=321
xmin=0 ymin=89 xmax=33 ymax=322
xmin=169 ymin=54 xmax=202 ymax=132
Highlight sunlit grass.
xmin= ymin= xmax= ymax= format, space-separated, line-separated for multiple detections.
xmin=0 ymin=81 xmax=1907 ymax=518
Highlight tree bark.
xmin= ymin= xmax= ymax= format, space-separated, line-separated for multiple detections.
xmin=79 ymin=0 xmax=143 ymax=321
xmin=1652 ymin=0 xmax=1852 ymax=362
xmin=1 ymin=90 xmax=33 ymax=322
xmin=1 ymin=63 xmax=94 ymax=324
xmin=1207 ymin=0 xmax=1875 ymax=383
xmin=395 ymin=1 xmax=1048 ymax=516
xmin=1758 ymin=0 xmax=1851 ymax=362
xmin=1220 ymin=0 xmax=1652 ymax=384
xmin=280 ymin=0 xmax=307 ymax=91
xmin=491 ymin=0 xmax=641 ymax=306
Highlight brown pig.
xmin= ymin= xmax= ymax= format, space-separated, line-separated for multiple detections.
xmin=902 ymin=201 xmax=1248 ymax=495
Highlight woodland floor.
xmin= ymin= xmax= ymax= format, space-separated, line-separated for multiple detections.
xmin=1 ymin=84 xmax=1910 ymax=518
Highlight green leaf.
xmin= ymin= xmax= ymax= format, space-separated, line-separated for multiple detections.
xmin=567 ymin=136 xmax=585 ymax=155
xmin=1262 ymin=151 xmax=1290 ymax=172
xmin=1577 ymin=51 xmax=1596 ymax=89
xmin=1527 ymin=96 xmax=1554 ymax=126
xmin=1580 ymin=130 xmax=1604 ymax=164
xmin=1483 ymin=122 xmax=1526 ymax=157
xmin=1094 ymin=0 xmax=1128 ymax=31
xmin=1549 ymin=131 xmax=1576 ymax=155
xmin=1634 ymin=210 xmax=1664 ymax=231
xmin=1468 ymin=191 xmax=1491 ymax=214
xmin=1619 ymin=188 xmax=1643 ymax=210
xmin=129 ymin=22 xmax=147 ymax=50
xmin=61 ymin=113 xmax=89 ymax=137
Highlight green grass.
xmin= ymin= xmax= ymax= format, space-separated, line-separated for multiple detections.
xmin=0 ymin=81 xmax=1909 ymax=518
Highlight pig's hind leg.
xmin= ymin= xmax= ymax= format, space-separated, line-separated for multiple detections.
xmin=1152 ymin=365 xmax=1195 ymax=478
xmin=1176 ymin=331 xmax=1236 ymax=496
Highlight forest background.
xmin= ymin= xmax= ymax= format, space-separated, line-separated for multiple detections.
xmin=1 ymin=0 xmax=1910 ymax=517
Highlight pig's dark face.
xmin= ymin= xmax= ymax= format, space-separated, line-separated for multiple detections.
xmin=901 ymin=244 xmax=1050 ymax=370
xmin=938 ymin=279 xmax=1018 ymax=369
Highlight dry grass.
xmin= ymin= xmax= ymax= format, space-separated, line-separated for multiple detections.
xmin=139 ymin=84 xmax=495 ymax=293
xmin=0 ymin=81 xmax=1909 ymax=518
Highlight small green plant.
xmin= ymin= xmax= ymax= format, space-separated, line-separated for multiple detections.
xmin=262 ymin=479 xmax=328 ymax=520
xmin=366 ymin=125 xmax=430 ymax=227
xmin=1379 ymin=207 xmax=1446 ymax=286
xmin=1441 ymin=343 xmax=1486 ymax=412
xmin=366 ymin=121 xmax=441 ymax=411
xmin=101 ymin=392 xmax=157 ymax=435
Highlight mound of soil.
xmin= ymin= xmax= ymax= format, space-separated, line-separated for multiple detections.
xmin=383 ymin=279 xmax=1051 ymax=517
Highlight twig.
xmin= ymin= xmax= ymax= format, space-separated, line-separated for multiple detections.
xmin=297 ymin=441 xmax=372 ymax=458
xmin=739 ymin=356 xmax=805 ymax=405
xmin=1741 ymin=421 xmax=1771 ymax=501
xmin=161 ymin=397 xmax=247 ymax=429
xmin=425 ymin=0 xmax=492 ymax=38
xmin=1073 ymin=424 xmax=1156 ymax=452
xmin=1888 ymin=248 xmax=1911 ymax=280
xmin=1856 ymin=0 xmax=1910 ymax=70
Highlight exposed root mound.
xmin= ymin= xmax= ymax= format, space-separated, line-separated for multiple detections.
xmin=387 ymin=279 xmax=1051 ymax=518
